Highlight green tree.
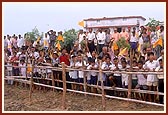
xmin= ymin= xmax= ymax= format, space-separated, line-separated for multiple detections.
xmin=145 ymin=18 xmax=161 ymax=30
xmin=25 ymin=26 xmax=43 ymax=41
xmin=60 ymin=29 xmax=78 ymax=52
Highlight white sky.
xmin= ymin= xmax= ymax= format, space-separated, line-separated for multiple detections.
xmin=2 ymin=2 xmax=165 ymax=36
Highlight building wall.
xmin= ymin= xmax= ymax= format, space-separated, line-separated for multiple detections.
xmin=85 ymin=17 xmax=145 ymax=33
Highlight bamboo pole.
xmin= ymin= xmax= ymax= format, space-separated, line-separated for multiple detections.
xmin=61 ymin=62 xmax=66 ymax=110
xmin=128 ymin=50 xmax=133 ymax=99
xmin=29 ymin=59 xmax=34 ymax=101
xmin=82 ymin=58 xmax=87 ymax=97
xmin=26 ymin=53 xmax=28 ymax=80
xmin=99 ymin=60 xmax=106 ymax=110
xmin=51 ymin=70 xmax=55 ymax=92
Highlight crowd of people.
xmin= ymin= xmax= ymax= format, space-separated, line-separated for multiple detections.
xmin=4 ymin=25 xmax=164 ymax=104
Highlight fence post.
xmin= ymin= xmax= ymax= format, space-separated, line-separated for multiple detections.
xmin=51 ymin=70 xmax=55 ymax=92
xmin=128 ymin=50 xmax=133 ymax=99
xmin=99 ymin=60 xmax=106 ymax=110
xmin=82 ymin=59 xmax=87 ymax=97
xmin=29 ymin=59 xmax=34 ymax=101
xmin=26 ymin=53 xmax=28 ymax=80
xmin=61 ymin=62 xmax=66 ymax=110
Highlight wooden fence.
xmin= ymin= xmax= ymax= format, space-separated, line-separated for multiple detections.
xmin=4 ymin=62 xmax=164 ymax=110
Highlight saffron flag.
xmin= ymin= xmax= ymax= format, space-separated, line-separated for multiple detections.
xmin=27 ymin=64 xmax=32 ymax=73
xmin=153 ymin=37 xmax=163 ymax=48
xmin=119 ymin=47 xmax=127 ymax=56
xmin=112 ymin=42 xmax=119 ymax=51
xmin=56 ymin=41 xmax=61 ymax=50
xmin=137 ymin=44 xmax=141 ymax=52
xmin=57 ymin=35 xmax=64 ymax=42
xmin=43 ymin=39 xmax=49 ymax=47
xmin=36 ymin=36 xmax=41 ymax=43
xmin=78 ymin=20 xmax=84 ymax=27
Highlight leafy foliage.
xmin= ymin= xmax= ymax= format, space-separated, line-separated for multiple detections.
xmin=116 ymin=37 xmax=131 ymax=50
xmin=25 ymin=27 xmax=43 ymax=41
xmin=145 ymin=18 xmax=160 ymax=30
xmin=60 ymin=29 xmax=78 ymax=52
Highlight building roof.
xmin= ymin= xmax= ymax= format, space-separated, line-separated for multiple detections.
xmin=85 ymin=24 xmax=138 ymax=29
xmin=84 ymin=16 xmax=146 ymax=21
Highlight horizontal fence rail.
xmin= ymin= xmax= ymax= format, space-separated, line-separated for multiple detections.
xmin=4 ymin=62 xmax=165 ymax=110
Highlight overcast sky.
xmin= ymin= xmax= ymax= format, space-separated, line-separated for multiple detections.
xmin=3 ymin=2 xmax=165 ymax=36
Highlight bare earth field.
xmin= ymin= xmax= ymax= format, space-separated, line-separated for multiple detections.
xmin=4 ymin=84 xmax=164 ymax=111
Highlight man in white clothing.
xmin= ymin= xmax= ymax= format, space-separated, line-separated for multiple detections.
xmin=17 ymin=35 xmax=24 ymax=48
xmin=144 ymin=52 xmax=159 ymax=102
xmin=78 ymin=30 xmax=86 ymax=50
xmin=96 ymin=29 xmax=106 ymax=54
xmin=75 ymin=54 xmax=87 ymax=91
xmin=87 ymin=28 xmax=95 ymax=53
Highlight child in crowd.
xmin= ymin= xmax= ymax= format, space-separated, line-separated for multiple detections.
xmin=135 ymin=61 xmax=148 ymax=100
xmin=144 ymin=52 xmax=159 ymax=102
xmin=155 ymin=59 xmax=164 ymax=104
xmin=19 ymin=58 xmax=26 ymax=76
xmin=75 ymin=54 xmax=87 ymax=91
xmin=87 ymin=58 xmax=98 ymax=93
xmin=69 ymin=55 xmax=78 ymax=91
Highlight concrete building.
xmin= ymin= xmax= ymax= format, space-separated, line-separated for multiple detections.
xmin=83 ymin=16 xmax=146 ymax=33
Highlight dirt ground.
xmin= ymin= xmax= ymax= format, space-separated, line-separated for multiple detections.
xmin=4 ymin=83 xmax=164 ymax=111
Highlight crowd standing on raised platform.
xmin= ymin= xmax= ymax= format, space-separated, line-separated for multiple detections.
xmin=4 ymin=25 xmax=164 ymax=104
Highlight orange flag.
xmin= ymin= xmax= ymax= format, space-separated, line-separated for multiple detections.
xmin=57 ymin=35 xmax=64 ymax=42
xmin=56 ymin=41 xmax=61 ymax=50
xmin=78 ymin=20 xmax=84 ymax=27
xmin=153 ymin=37 xmax=163 ymax=48
xmin=112 ymin=42 xmax=119 ymax=51
xmin=27 ymin=64 xmax=32 ymax=73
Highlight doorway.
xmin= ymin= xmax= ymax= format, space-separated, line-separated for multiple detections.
xmin=117 ymin=27 xmax=122 ymax=33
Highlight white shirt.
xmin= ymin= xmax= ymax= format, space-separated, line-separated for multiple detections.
xmin=137 ymin=69 xmax=147 ymax=85
xmin=111 ymin=64 xmax=122 ymax=76
xmin=87 ymin=64 xmax=98 ymax=77
xmin=139 ymin=37 xmax=144 ymax=44
xmin=17 ymin=38 xmax=24 ymax=48
xmin=30 ymin=52 xmax=39 ymax=59
xmin=79 ymin=33 xmax=85 ymax=43
xmin=69 ymin=61 xmax=78 ymax=79
xmin=75 ymin=61 xmax=86 ymax=78
xmin=98 ymin=61 xmax=106 ymax=81
xmin=157 ymin=56 xmax=162 ymax=62
xmin=155 ymin=66 xmax=164 ymax=79
xmin=87 ymin=32 xmax=95 ymax=41
xmin=4 ymin=38 xmax=8 ymax=47
xmin=130 ymin=36 xmax=138 ymax=42
xmin=120 ymin=65 xmax=130 ymax=86
xmin=97 ymin=32 xmax=106 ymax=44
xmin=7 ymin=56 xmax=12 ymax=71
xmin=101 ymin=62 xmax=113 ymax=76
xmin=144 ymin=60 xmax=159 ymax=82
xmin=19 ymin=63 xmax=26 ymax=76
xmin=7 ymin=39 xmax=12 ymax=49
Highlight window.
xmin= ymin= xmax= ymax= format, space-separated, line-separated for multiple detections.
xmin=123 ymin=18 xmax=127 ymax=21
xmin=97 ymin=20 xmax=100 ymax=23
